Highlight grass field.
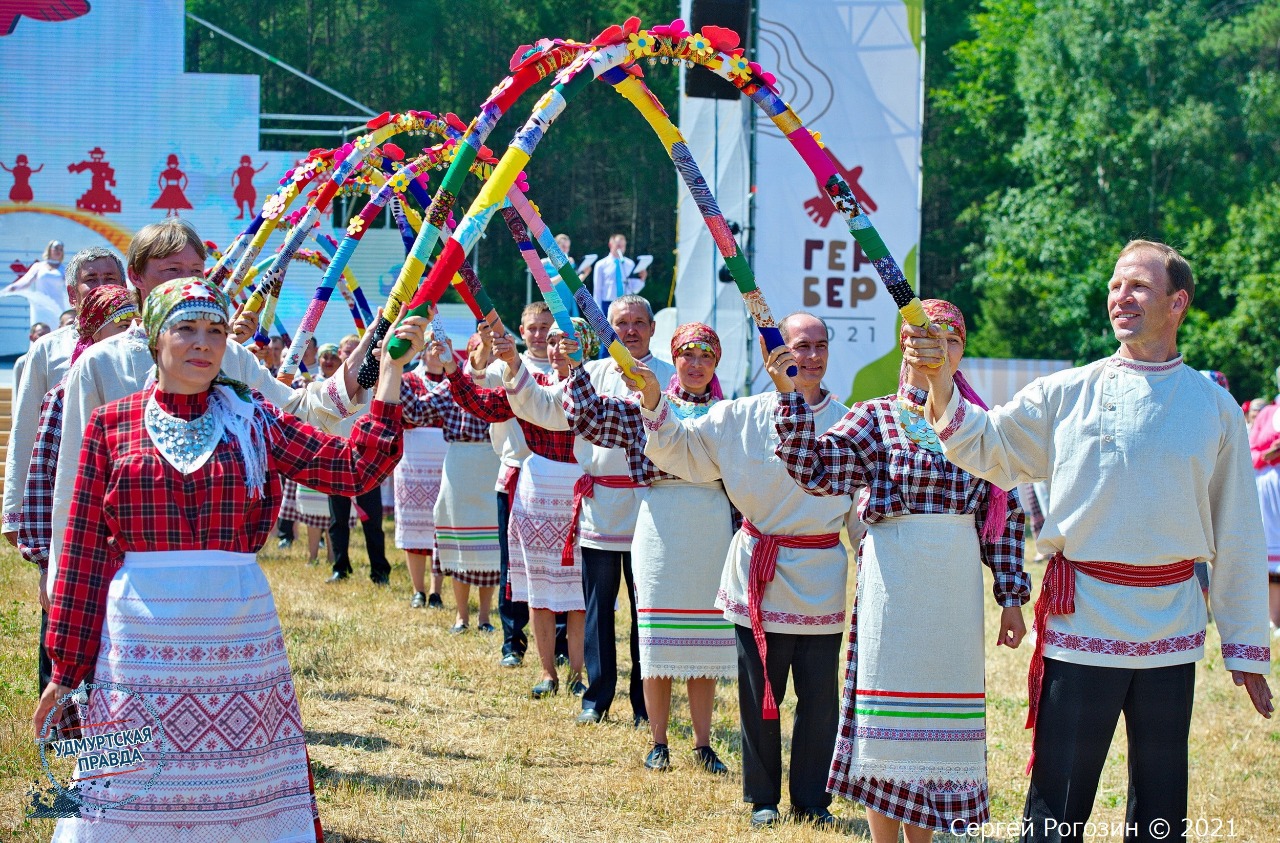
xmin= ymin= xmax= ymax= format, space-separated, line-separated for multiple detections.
xmin=2 ymin=525 xmax=1277 ymax=841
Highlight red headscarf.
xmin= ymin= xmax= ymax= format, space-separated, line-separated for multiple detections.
xmin=72 ymin=284 xmax=137 ymax=364
xmin=668 ymin=322 xmax=724 ymax=399
xmin=899 ymin=299 xmax=1009 ymax=543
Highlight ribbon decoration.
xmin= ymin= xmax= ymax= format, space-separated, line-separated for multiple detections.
xmin=390 ymin=19 xmax=930 ymax=373
xmin=353 ymin=42 xmax=588 ymax=388
xmin=311 ymin=232 xmax=371 ymax=334
xmin=280 ymin=128 xmax=502 ymax=384
xmin=244 ymin=111 xmax=445 ymax=351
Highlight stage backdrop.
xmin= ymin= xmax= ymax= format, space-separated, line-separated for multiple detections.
xmin=0 ymin=0 xmax=402 ymax=355
xmin=676 ymin=0 xmax=923 ymax=401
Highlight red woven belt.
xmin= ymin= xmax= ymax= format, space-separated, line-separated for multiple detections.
xmin=1026 ymin=552 xmax=1194 ymax=771
xmin=741 ymin=518 xmax=841 ymax=721
xmin=561 ymin=474 xmax=645 ymax=566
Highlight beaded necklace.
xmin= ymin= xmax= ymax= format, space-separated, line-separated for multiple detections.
xmin=145 ymin=394 xmax=225 ymax=475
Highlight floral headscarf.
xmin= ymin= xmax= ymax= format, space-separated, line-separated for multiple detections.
xmin=898 ymin=298 xmax=965 ymax=350
xmin=668 ymin=322 xmax=724 ymax=400
xmin=143 ymin=276 xmax=232 ymax=356
xmin=72 ymin=284 xmax=137 ymax=364
xmin=670 ymin=321 xmax=721 ymax=362
xmin=549 ymin=316 xmax=600 ymax=360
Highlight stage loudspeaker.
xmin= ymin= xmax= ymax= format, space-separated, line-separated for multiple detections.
xmin=685 ymin=0 xmax=752 ymax=100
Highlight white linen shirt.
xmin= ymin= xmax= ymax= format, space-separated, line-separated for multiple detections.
xmin=3 ymin=325 xmax=77 ymax=531
xmin=642 ymin=390 xmax=859 ymax=635
xmin=933 ymin=353 xmax=1270 ymax=673
xmin=501 ymin=353 xmax=675 ymax=551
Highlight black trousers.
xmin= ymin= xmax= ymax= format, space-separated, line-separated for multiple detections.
xmin=497 ymin=491 xmax=528 ymax=657
xmin=39 ymin=609 xmax=52 ymax=692
xmin=580 ymin=546 xmax=645 ymax=718
xmin=1023 ymin=659 xmax=1195 ymax=843
xmin=328 ymin=489 xmax=389 ymax=581
xmin=276 ymin=517 xmax=295 ymax=542
xmin=735 ymin=625 xmax=841 ymax=810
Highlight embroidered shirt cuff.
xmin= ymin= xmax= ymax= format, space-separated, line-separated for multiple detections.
xmin=324 ymin=375 xmax=361 ymax=419
xmin=1222 ymin=643 xmax=1271 ymax=674
xmin=932 ymin=387 xmax=966 ymax=442
xmin=2 ymin=511 xmax=19 ymax=530
xmin=641 ymin=396 xmax=670 ymax=432
xmin=465 ymin=360 xmax=487 ymax=382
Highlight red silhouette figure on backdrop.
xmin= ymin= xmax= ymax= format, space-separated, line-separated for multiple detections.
xmin=803 ymin=147 xmax=877 ymax=228
xmin=232 ymin=155 xmax=269 ymax=219
xmin=0 ymin=0 xmax=90 ymax=37
xmin=152 ymin=153 xmax=193 ymax=217
xmin=10 ymin=260 xmax=31 ymax=280
xmin=1 ymin=154 xmax=42 ymax=203
xmin=68 ymin=148 xmax=121 ymax=214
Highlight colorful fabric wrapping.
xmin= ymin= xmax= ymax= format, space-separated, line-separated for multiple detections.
xmin=393 ymin=427 xmax=446 ymax=550
xmin=830 ymin=514 xmax=988 ymax=830
xmin=1025 ymin=552 xmax=1195 ymax=770
xmin=509 ymin=453 xmax=585 ymax=612
xmin=632 ymin=478 xmax=736 ymax=679
xmin=433 ymin=441 xmax=502 ymax=577
xmin=740 ymin=518 xmax=841 ymax=720
xmin=50 ymin=550 xmax=320 ymax=843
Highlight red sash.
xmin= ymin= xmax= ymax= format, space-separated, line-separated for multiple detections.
xmin=561 ymin=474 xmax=645 ymax=566
xmin=741 ymin=519 xmax=842 ymax=721
xmin=1026 ymin=552 xmax=1194 ymax=771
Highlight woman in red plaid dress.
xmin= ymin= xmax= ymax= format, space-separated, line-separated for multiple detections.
xmin=33 ymin=277 xmax=427 ymax=843
xmin=770 ymin=300 xmax=1029 ymax=842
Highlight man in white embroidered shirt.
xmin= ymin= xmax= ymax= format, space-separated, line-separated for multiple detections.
xmin=905 ymin=240 xmax=1273 ymax=843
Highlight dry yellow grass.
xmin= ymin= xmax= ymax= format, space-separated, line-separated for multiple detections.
xmin=2 ymin=526 xmax=1278 ymax=841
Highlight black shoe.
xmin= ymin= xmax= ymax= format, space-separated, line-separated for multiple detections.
xmin=694 ymin=745 xmax=728 ymax=775
xmin=643 ymin=743 xmax=670 ymax=771
xmin=575 ymin=708 xmax=605 ymax=724
xmin=371 ymin=576 xmax=389 ymax=586
xmin=427 ymin=593 xmax=444 ymax=609
xmin=568 ymin=678 xmax=586 ymax=697
xmin=277 ymin=537 xmax=293 ymax=549
xmin=750 ymin=805 xmax=780 ymax=828
xmin=790 ymin=807 xmax=836 ymax=827
xmin=555 ymin=653 xmax=570 ymax=667
xmin=477 ymin=622 xmax=495 ymax=633
xmin=448 ymin=622 xmax=468 ymax=635
xmin=410 ymin=591 xmax=427 ymax=609
xmin=500 ymin=653 xmax=523 ymax=668
xmin=632 ymin=715 xmax=649 ymax=730
xmin=531 ymin=678 xmax=559 ymax=699
xmin=327 ymin=571 xmax=349 ymax=583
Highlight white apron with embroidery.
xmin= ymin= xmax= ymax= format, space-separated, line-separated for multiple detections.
xmin=52 ymin=550 xmax=318 ymax=843
xmin=847 ymin=513 xmax=987 ymax=788
xmin=394 ymin=426 xmax=446 ymax=550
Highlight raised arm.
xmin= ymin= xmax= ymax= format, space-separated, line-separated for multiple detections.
xmin=640 ymin=394 xmax=725 ymax=485
xmin=445 ymin=366 xmax=515 ymax=423
xmin=267 ymin=398 xmax=403 ymax=496
xmin=562 ymin=364 xmax=642 ymax=450
xmin=774 ymin=393 xmax=877 ymax=497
